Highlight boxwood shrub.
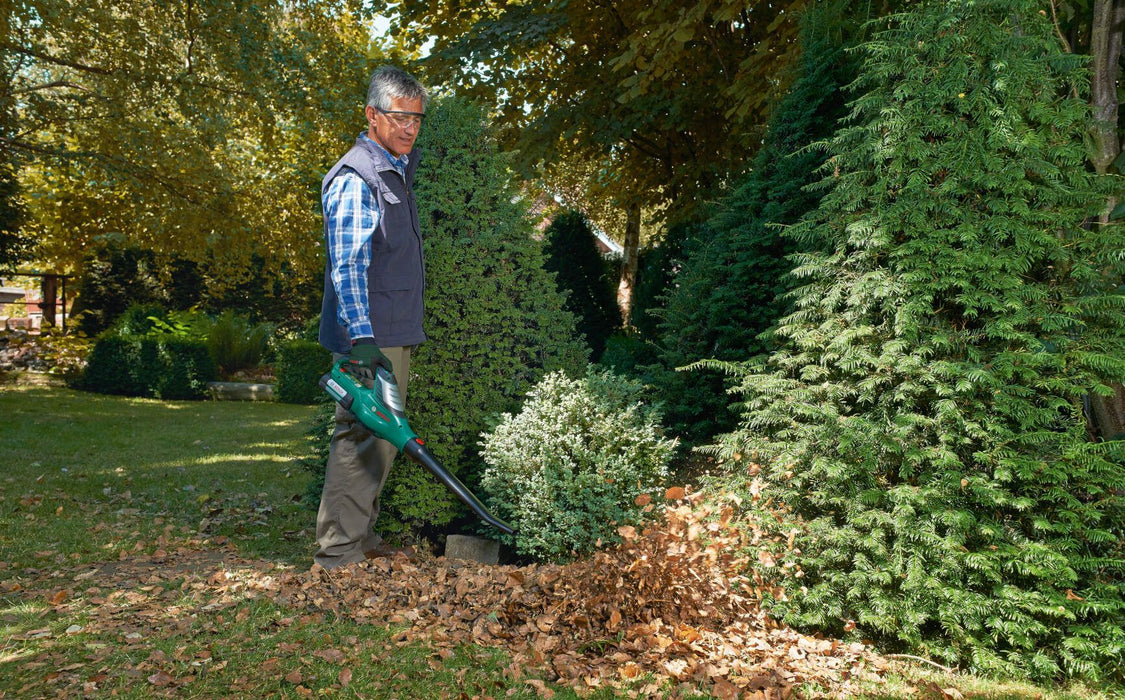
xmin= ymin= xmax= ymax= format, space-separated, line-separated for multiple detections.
xmin=276 ymin=339 xmax=331 ymax=404
xmin=78 ymin=334 xmax=216 ymax=399
xmin=479 ymin=366 xmax=678 ymax=562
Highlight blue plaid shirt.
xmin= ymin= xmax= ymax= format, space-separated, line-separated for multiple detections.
xmin=322 ymin=134 xmax=409 ymax=342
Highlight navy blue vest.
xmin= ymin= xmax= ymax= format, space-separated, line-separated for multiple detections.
xmin=318 ymin=136 xmax=425 ymax=353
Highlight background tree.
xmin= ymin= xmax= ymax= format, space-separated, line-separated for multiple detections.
xmin=542 ymin=210 xmax=621 ymax=361
xmin=645 ymin=2 xmax=858 ymax=443
xmin=373 ymin=96 xmax=589 ymax=536
xmin=1080 ymin=0 xmax=1125 ymax=440
xmin=0 ymin=0 xmax=29 ymax=270
xmin=3 ymin=0 xmax=375 ymax=297
xmin=379 ymin=0 xmax=813 ymax=315
xmin=709 ymin=0 xmax=1125 ymax=680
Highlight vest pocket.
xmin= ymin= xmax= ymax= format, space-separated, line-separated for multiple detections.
xmin=369 ymin=275 xmax=419 ymax=325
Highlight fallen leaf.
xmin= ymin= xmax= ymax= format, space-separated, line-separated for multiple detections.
xmin=665 ymin=486 xmax=686 ymax=500
xmin=712 ymin=679 xmax=740 ymax=700
xmin=147 ymin=670 xmax=174 ymax=687
xmin=525 ymin=679 xmax=555 ymax=698
xmin=338 ymin=667 xmax=352 ymax=686
xmin=313 ymin=648 xmax=345 ymax=663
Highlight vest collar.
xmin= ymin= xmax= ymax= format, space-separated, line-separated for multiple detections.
xmin=358 ymin=133 xmax=409 ymax=174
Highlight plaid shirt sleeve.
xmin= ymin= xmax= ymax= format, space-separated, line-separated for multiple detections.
xmin=323 ymin=171 xmax=381 ymax=342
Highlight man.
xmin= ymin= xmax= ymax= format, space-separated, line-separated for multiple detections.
xmin=315 ymin=66 xmax=428 ymax=568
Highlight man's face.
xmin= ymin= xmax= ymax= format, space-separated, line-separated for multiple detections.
xmin=366 ymin=96 xmax=425 ymax=158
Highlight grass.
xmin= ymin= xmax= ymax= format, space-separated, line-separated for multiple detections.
xmin=0 ymin=379 xmax=615 ymax=698
xmin=0 ymin=377 xmax=1121 ymax=699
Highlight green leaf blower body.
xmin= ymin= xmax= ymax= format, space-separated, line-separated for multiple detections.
xmin=319 ymin=360 xmax=516 ymax=536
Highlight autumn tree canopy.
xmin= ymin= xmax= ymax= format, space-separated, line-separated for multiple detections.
xmin=2 ymin=0 xmax=378 ymax=286
xmin=381 ymin=0 xmax=813 ymax=224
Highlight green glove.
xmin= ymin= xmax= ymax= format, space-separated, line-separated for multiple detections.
xmin=349 ymin=339 xmax=393 ymax=373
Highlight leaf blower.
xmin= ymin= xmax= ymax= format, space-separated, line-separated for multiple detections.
xmin=319 ymin=359 xmax=517 ymax=536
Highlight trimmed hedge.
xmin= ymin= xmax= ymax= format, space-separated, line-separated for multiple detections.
xmin=276 ymin=339 xmax=331 ymax=404
xmin=78 ymin=335 xmax=216 ymax=399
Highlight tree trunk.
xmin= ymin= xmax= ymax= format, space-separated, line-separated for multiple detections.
xmin=40 ymin=274 xmax=57 ymax=329
xmin=1087 ymin=0 xmax=1125 ymax=441
xmin=1090 ymin=0 xmax=1124 ymax=177
xmin=617 ymin=202 xmax=641 ymax=325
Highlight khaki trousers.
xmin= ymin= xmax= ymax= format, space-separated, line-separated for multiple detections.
xmin=314 ymin=345 xmax=411 ymax=568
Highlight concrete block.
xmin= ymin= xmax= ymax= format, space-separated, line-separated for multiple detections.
xmin=444 ymin=534 xmax=500 ymax=564
xmin=207 ymin=381 xmax=275 ymax=401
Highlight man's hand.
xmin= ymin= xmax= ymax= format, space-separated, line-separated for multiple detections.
xmin=349 ymin=338 xmax=393 ymax=373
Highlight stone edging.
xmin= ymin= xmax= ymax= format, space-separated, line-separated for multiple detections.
xmin=207 ymin=381 xmax=275 ymax=401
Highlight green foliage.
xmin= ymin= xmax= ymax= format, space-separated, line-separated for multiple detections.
xmin=276 ymin=339 xmax=331 ymax=405
xmin=205 ymin=310 xmax=274 ymax=378
xmin=626 ymin=220 xmax=696 ymax=339
xmin=7 ymin=0 xmax=376 ymax=290
xmin=384 ymin=0 xmax=811 ymax=224
xmin=0 ymin=160 xmax=31 ymax=270
xmin=597 ymin=329 xmax=660 ymax=380
xmin=542 ymin=210 xmax=621 ymax=360
xmin=77 ymin=335 xmax=149 ymax=396
xmin=480 ymin=367 xmax=677 ymax=562
xmin=648 ymin=2 xmax=858 ymax=444
xmin=72 ymin=243 xmax=169 ymax=336
xmin=151 ymin=337 xmax=218 ymax=399
xmin=199 ymin=254 xmax=322 ymax=332
xmin=78 ymin=334 xmax=216 ymax=399
xmin=371 ymin=96 xmax=588 ymax=535
xmin=710 ymin=0 xmax=1125 ymax=682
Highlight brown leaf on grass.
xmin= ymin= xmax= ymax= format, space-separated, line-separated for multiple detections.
xmin=313 ymin=648 xmax=345 ymax=664
xmin=664 ymin=486 xmax=686 ymax=500
xmin=525 ymin=679 xmax=555 ymax=698
xmin=16 ymin=490 xmax=883 ymax=699
xmin=147 ymin=670 xmax=174 ymax=686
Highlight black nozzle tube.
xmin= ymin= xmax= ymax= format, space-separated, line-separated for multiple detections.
xmin=402 ymin=439 xmax=517 ymax=536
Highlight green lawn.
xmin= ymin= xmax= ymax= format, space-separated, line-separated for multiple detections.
xmin=0 ymin=380 xmax=596 ymax=698
xmin=0 ymin=379 xmax=1117 ymax=699
xmin=0 ymin=380 xmax=317 ymax=568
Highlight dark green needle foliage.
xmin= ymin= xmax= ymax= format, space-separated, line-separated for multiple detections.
xmin=542 ymin=210 xmax=621 ymax=361
xmin=708 ymin=0 xmax=1125 ymax=682
xmin=374 ymin=96 xmax=588 ymax=535
xmin=649 ymin=2 xmax=857 ymax=444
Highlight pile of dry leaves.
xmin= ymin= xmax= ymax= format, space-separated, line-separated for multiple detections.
xmin=276 ymin=487 xmax=885 ymax=698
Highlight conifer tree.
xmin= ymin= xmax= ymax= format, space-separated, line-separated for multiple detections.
xmin=542 ymin=210 xmax=621 ymax=361
xmin=649 ymin=3 xmax=857 ymax=443
xmin=375 ymin=96 xmax=589 ymax=534
xmin=711 ymin=0 xmax=1125 ymax=680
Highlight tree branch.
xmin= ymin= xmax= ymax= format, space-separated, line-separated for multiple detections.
xmin=0 ymin=135 xmax=212 ymax=206
xmin=9 ymin=80 xmax=101 ymax=96
xmin=0 ymin=43 xmax=114 ymax=76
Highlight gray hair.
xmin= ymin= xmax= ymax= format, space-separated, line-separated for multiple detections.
xmin=366 ymin=66 xmax=429 ymax=111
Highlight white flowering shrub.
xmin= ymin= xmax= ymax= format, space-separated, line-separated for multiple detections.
xmin=480 ymin=366 xmax=678 ymax=562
